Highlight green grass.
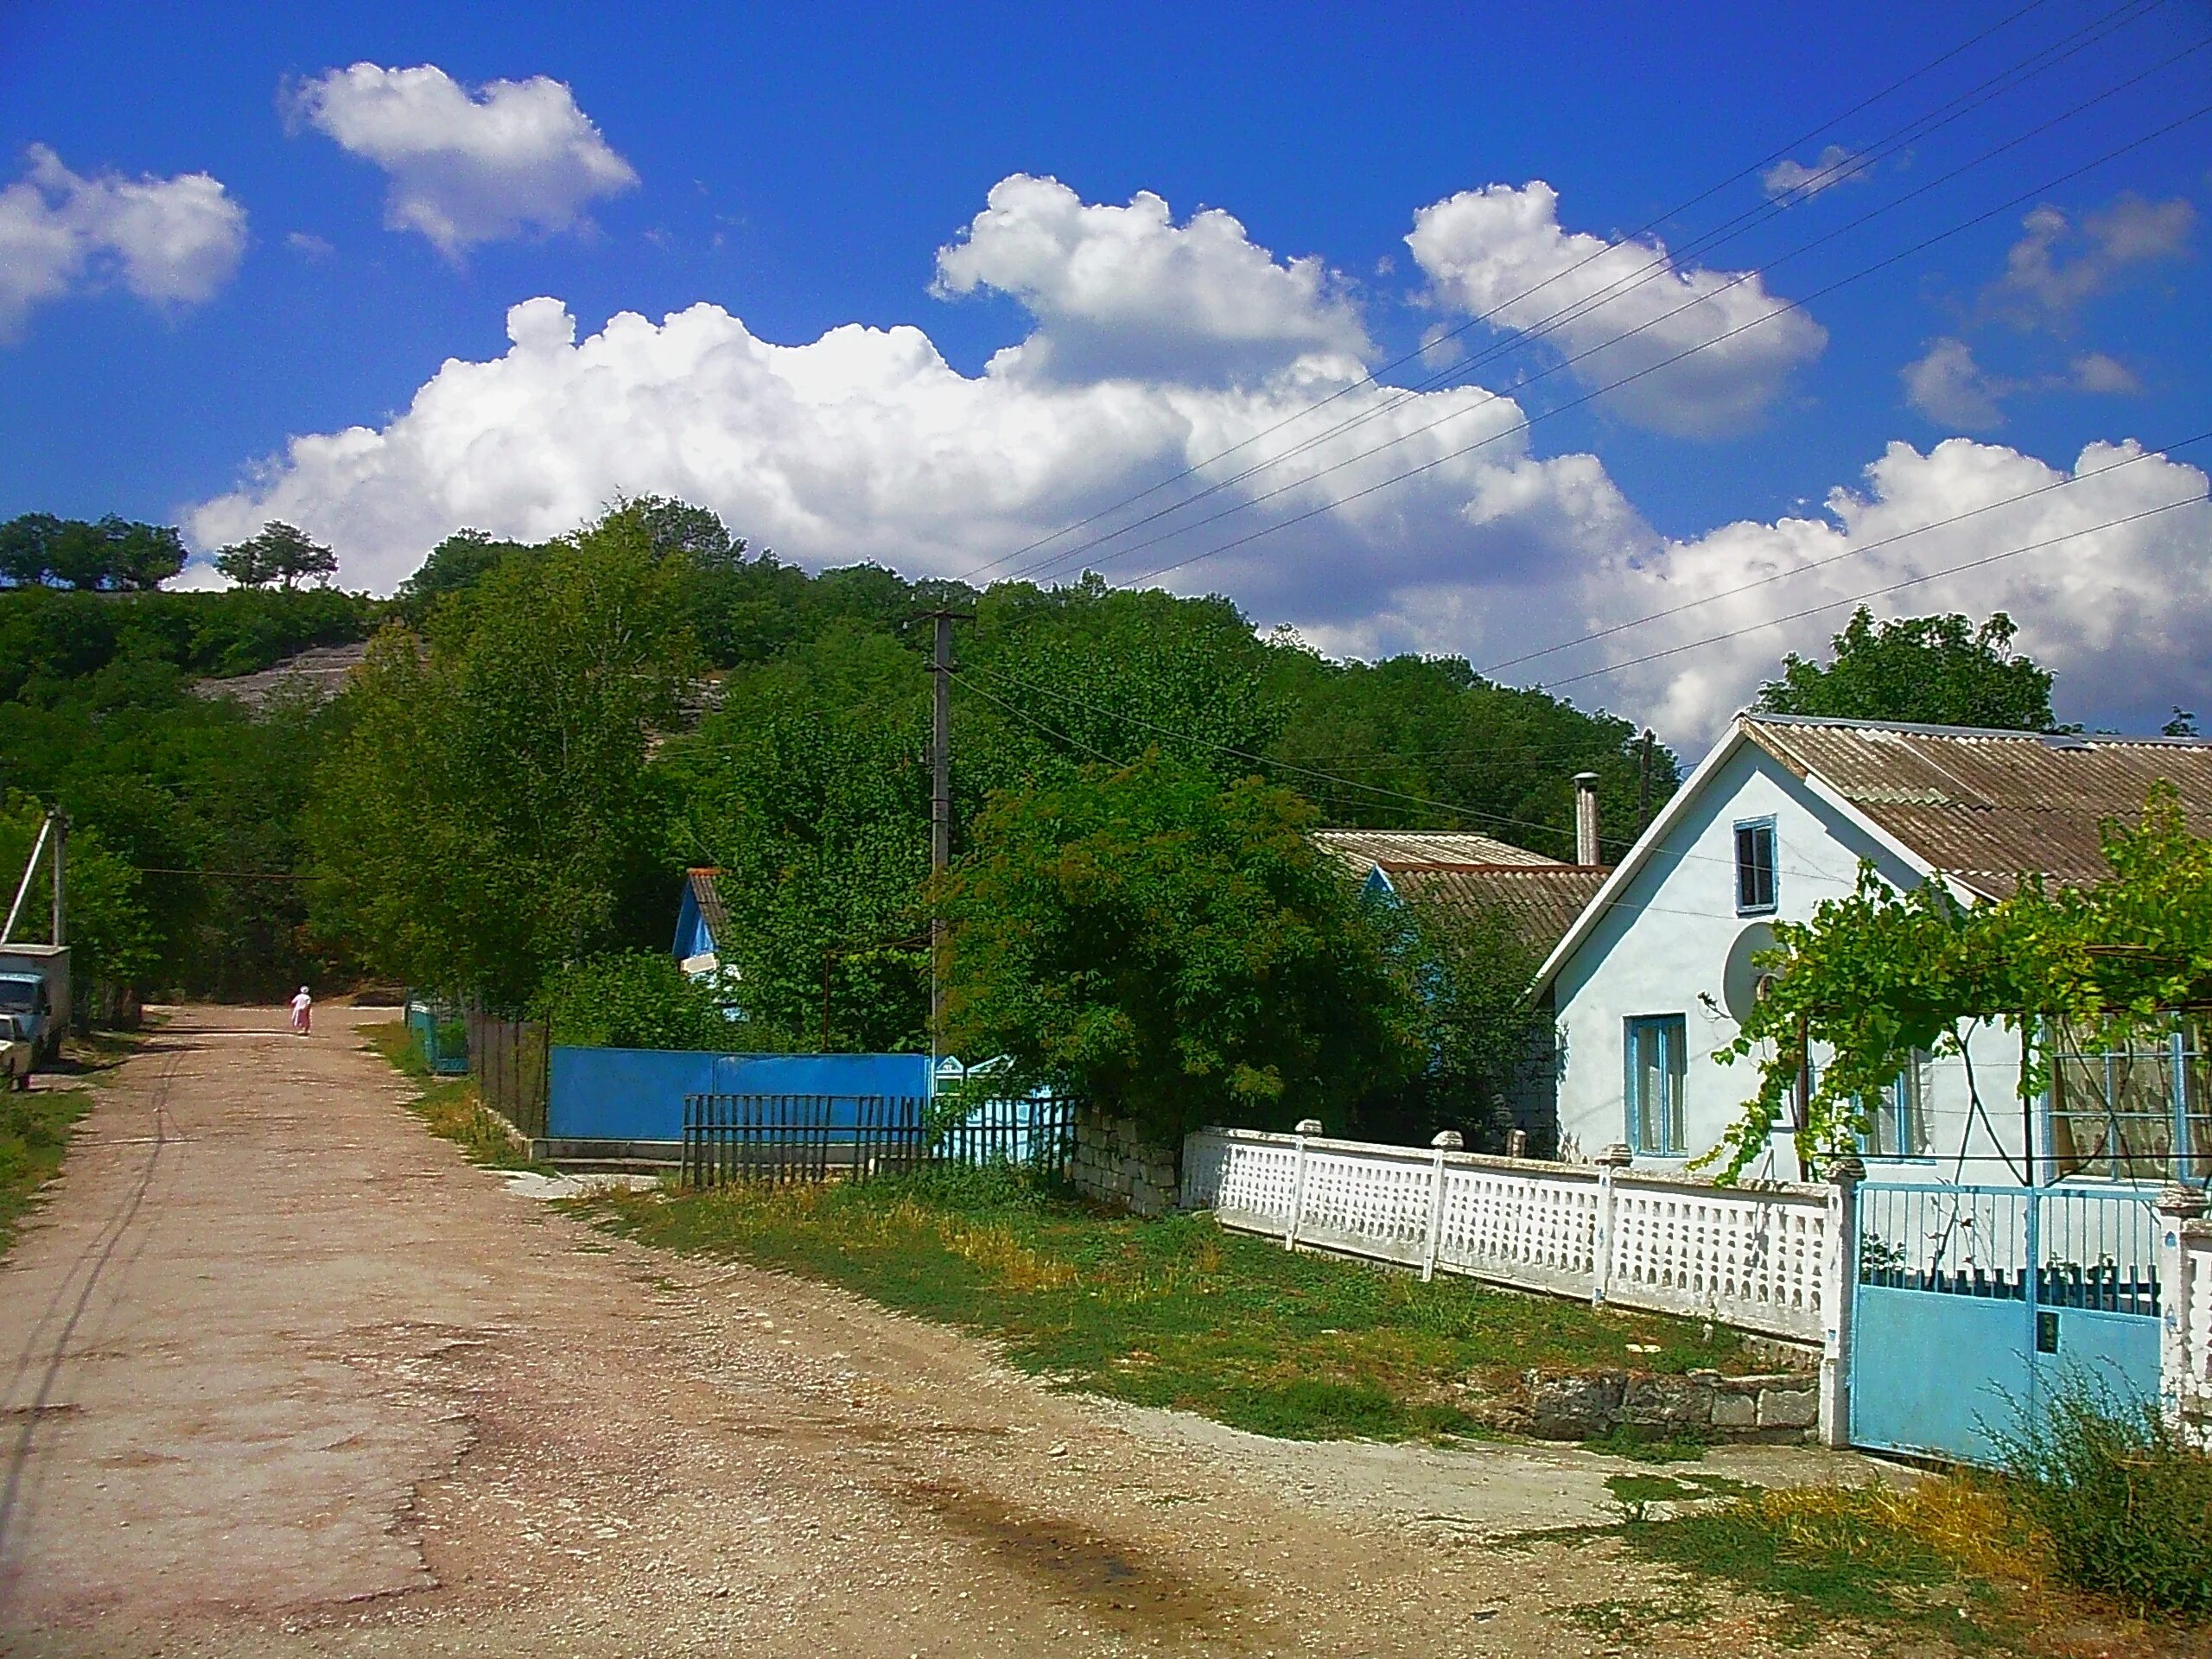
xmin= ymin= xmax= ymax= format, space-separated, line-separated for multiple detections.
xmin=363 ymin=1020 xmax=543 ymax=1170
xmin=583 ymin=1162 xmax=1762 ymax=1442
xmin=0 ymin=1083 xmax=93 ymax=1253
xmin=1614 ymin=1479 xmax=2040 ymax=1651
xmin=1583 ymin=1423 xmax=1714 ymax=1463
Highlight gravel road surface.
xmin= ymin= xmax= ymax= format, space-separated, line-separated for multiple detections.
xmin=0 ymin=1006 xmax=1875 ymax=1657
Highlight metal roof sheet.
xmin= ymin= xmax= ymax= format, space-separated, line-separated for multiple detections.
xmin=1311 ymin=828 xmax=1560 ymax=876
xmin=1743 ymin=715 xmax=2212 ymax=897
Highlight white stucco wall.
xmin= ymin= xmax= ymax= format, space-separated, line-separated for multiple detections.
xmin=1549 ymin=738 xmax=2028 ymax=1183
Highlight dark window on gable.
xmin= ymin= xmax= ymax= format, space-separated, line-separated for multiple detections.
xmin=1735 ymin=819 xmax=1777 ymax=914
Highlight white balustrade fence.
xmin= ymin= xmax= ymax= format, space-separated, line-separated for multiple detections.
xmin=1181 ymin=1128 xmax=1834 ymax=1344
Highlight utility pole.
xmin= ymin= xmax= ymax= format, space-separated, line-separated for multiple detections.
xmin=50 ymin=809 xmax=66 ymax=948
xmin=922 ymin=609 xmax=973 ymax=1042
xmin=1637 ymin=729 xmax=1655 ymax=836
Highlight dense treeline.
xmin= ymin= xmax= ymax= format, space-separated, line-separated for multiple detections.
xmin=0 ymin=576 xmax=378 ymax=1000
xmin=3 ymin=498 xmax=1675 ymax=1135
xmin=8 ymin=494 xmax=2080 ymax=1138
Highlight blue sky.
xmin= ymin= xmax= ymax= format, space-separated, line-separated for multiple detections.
xmin=3 ymin=0 xmax=2208 ymax=736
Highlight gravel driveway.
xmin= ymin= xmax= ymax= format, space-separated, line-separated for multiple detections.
xmin=0 ymin=1006 xmax=1880 ymax=1657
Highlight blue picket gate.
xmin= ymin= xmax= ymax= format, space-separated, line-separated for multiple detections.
xmin=1851 ymin=1181 xmax=2163 ymax=1465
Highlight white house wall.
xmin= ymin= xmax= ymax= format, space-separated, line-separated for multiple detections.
xmin=1552 ymin=741 xmax=2028 ymax=1184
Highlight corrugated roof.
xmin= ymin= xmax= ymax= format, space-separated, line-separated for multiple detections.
xmin=686 ymin=868 xmax=731 ymax=948
xmin=1313 ymin=828 xmax=1560 ymax=876
xmin=1743 ymin=715 xmax=2212 ymax=897
xmin=1382 ymin=863 xmax=1612 ymax=956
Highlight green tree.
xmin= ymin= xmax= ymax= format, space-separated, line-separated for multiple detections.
xmin=1264 ymin=647 xmax=1674 ymax=861
xmin=1384 ymin=899 xmax=1548 ymax=1147
xmin=0 ymin=801 xmax=161 ymax=1000
xmin=1756 ymin=607 xmax=2056 ymax=731
xmin=937 ymin=751 xmax=1417 ymax=1141
xmin=658 ymin=625 xmax=932 ymax=1050
xmin=307 ymin=509 xmax=698 ymax=1006
xmin=0 ymin=513 xmax=187 ymax=591
xmin=537 ymin=950 xmax=732 ymax=1048
xmin=215 ymin=522 xmax=340 ymax=591
xmin=393 ymin=529 xmax=532 ymax=620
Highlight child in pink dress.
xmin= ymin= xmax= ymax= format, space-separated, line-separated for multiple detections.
xmin=289 ymin=986 xmax=312 ymax=1036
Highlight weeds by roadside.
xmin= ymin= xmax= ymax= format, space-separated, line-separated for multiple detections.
xmin=1999 ymin=1378 xmax=2212 ymax=1619
xmin=363 ymin=1020 xmax=542 ymax=1171
xmin=0 ymin=1025 xmax=144 ymax=1253
xmin=1619 ymin=1478 xmax=2029 ymax=1649
xmin=0 ymin=1084 xmax=93 ymax=1252
xmin=584 ymin=1162 xmax=1762 ymax=1442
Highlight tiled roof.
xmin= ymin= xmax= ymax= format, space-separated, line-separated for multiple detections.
xmin=686 ymin=868 xmax=730 ymax=947
xmin=1743 ymin=715 xmax=2212 ymax=897
xmin=1380 ymin=863 xmax=1612 ymax=956
xmin=1312 ymin=828 xmax=1560 ymax=876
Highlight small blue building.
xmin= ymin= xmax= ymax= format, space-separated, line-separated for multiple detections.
xmin=672 ymin=868 xmax=729 ymax=976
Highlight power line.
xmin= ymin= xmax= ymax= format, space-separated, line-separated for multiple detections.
xmin=1542 ymin=492 xmax=2209 ymax=690
xmin=1483 ymin=429 xmax=2212 ymax=677
xmin=958 ymin=662 xmax=1853 ymax=884
xmin=947 ymin=0 xmax=2079 ymax=589
xmin=995 ymin=1 xmax=2180 ymax=591
xmin=1112 ymin=97 xmax=2212 ymax=593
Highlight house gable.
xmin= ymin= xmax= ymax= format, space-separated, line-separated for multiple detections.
xmin=1543 ymin=732 xmax=1935 ymax=1169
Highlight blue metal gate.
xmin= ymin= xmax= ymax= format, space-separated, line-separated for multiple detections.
xmin=1852 ymin=1182 xmax=2162 ymax=1465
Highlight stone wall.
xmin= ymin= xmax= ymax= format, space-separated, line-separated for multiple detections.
xmin=1071 ymin=1107 xmax=1179 ymax=1216
xmin=1519 ymin=1368 xmax=1819 ymax=1444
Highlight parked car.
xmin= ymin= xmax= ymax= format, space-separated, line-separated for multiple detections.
xmin=0 ymin=1013 xmax=31 ymax=1090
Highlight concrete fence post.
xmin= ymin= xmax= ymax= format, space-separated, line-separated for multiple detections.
xmin=2157 ymin=1184 xmax=2208 ymax=1433
xmin=1592 ymin=1142 xmax=1631 ymax=1307
xmin=1286 ymin=1120 xmax=1322 ymax=1251
xmin=1818 ymin=1154 xmax=1864 ymax=1450
xmin=1421 ymin=1130 xmax=1461 ymax=1281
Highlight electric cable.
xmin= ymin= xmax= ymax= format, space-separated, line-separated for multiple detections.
xmin=1108 ymin=93 xmax=2212 ymax=591
xmin=995 ymin=2 xmax=2185 ymax=591
xmin=1541 ymin=490 xmax=2206 ymax=690
xmin=947 ymin=0 xmax=2092 ymax=588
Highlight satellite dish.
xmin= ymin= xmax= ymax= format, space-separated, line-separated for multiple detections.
xmin=1721 ymin=922 xmax=1782 ymax=1025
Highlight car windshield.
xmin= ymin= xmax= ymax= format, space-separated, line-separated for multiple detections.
xmin=0 ymin=982 xmax=35 ymax=1011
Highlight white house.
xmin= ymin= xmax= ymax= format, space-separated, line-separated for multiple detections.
xmin=1533 ymin=715 xmax=2212 ymax=1187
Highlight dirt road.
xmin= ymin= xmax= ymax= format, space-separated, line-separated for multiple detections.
xmin=0 ymin=1007 xmax=1847 ymax=1657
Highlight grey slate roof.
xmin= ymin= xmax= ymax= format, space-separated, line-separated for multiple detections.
xmin=1312 ymin=828 xmax=1560 ymax=878
xmin=1379 ymin=862 xmax=1613 ymax=957
xmin=686 ymin=868 xmax=731 ymax=949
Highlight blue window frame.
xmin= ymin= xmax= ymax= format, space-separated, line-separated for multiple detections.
xmin=1733 ymin=817 xmax=1777 ymax=915
xmin=1626 ymin=1014 xmax=1688 ymax=1155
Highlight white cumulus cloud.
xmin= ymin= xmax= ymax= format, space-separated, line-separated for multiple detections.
xmin=1982 ymin=194 xmax=2195 ymax=329
xmin=932 ymin=174 xmax=1370 ymax=385
xmin=187 ymin=290 xmax=1635 ymax=611
xmin=1311 ymin=436 xmax=2210 ymax=741
xmin=1760 ymin=143 xmax=1872 ymax=203
xmin=1903 ymin=336 xmax=2143 ymax=430
xmin=186 ymin=177 xmax=2207 ymax=744
xmin=1406 ymin=181 xmax=1827 ymax=436
xmin=287 ymin=62 xmax=638 ymax=256
xmin=0 ymin=144 xmax=246 ymax=337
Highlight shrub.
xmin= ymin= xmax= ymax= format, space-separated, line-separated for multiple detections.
xmin=537 ymin=950 xmax=735 ymax=1050
xmin=1999 ymin=1378 xmax=2212 ymax=1616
